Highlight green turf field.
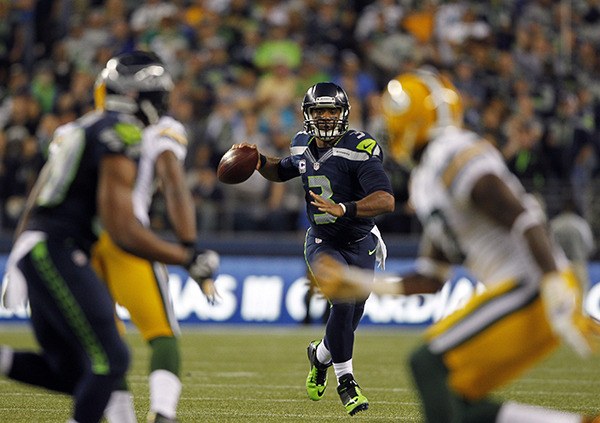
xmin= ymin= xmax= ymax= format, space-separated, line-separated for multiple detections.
xmin=1 ymin=324 xmax=599 ymax=422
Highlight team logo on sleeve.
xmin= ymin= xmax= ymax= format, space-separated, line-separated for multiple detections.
xmin=356 ymin=139 xmax=377 ymax=155
xmin=114 ymin=123 xmax=142 ymax=146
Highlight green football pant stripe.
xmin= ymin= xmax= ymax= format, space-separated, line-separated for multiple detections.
xmin=31 ymin=241 xmax=110 ymax=375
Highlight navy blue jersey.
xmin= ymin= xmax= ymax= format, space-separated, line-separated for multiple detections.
xmin=278 ymin=129 xmax=393 ymax=244
xmin=26 ymin=110 xmax=143 ymax=253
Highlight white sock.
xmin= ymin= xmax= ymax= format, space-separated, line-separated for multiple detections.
xmin=333 ymin=359 xmax=353 ymax=382
xmin=0 ymin=346 xmax=14 ymax=375
xmin=104 ymin=390 xmax=137 ymax=423
xmin=497 ymin=401 xmax=583 ymax=423
xmin=316 ymin=341 xmax=331 ymax=365
xmin=149 ymin=370 xmax=182 ymax=419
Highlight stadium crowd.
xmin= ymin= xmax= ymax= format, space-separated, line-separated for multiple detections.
xmin=1 ymin=0 xmax=600 ymax=240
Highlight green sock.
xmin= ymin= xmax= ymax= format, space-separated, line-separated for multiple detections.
xmin=409 ymin=345 xmax=501 ymax=423
xmin=149 ymin=336 xmax=180 ymax=376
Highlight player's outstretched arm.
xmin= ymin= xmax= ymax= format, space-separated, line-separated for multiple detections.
xmin=312 ymin=254 xmax=445 ymax=300
xmin=156 ymin=149 xmax=197 ymax=245
xmin=98 ymin=154 xmax=218 ymax=279
xmin=471 ymin=172 xmax=598 ymax=357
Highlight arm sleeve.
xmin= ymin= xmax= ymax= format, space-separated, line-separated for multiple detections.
xmin=357 ymin=159 xmax=394 ymax=195
xmin=277 ymin=156 xmax=301 ymax=181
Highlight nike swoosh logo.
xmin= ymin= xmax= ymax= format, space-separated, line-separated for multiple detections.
xmin=317 ymin=387 xmax=326 ymax=397
xmin=368 ymin=249 xmax=376 ymax=255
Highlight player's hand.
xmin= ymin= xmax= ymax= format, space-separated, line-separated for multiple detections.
xmin=186 ymin=248 xmax=220 ymax=287
xmin=541 ymin=270 xmax=598 ymax=358
xmin=313 ymin=254 xmax=373 ymax=300
xmin=199 ymin=278 xmax=221 ymax=305
xmin=231 ymin=142 xmax=262 ymax=170
xmin=309 ymin=191 xmax=345 ymax=217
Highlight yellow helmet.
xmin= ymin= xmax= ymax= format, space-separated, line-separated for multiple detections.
xmin=381 ymin=68 xmax=463 ymax=165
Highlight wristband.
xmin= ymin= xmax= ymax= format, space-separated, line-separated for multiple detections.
xmin=259 ymin=153 xmax=267 ymax=169
xmin=339 ymin=203 xmax=347 ymax=215
xmin=342 ymin=201 xmax=357 ymax=217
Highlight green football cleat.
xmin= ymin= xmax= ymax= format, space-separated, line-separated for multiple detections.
xmin=337 ymin=373 xmax=369 ymax=416
xmin=306 ymin=340 xmax=330 ymax=401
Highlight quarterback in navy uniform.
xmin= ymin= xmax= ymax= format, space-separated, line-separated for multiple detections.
xmin=0 ymin=51 xmax=219 ymax=423
xmin=234 ymin=82 xmax=394 ymax=415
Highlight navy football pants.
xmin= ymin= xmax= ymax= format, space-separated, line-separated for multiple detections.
xmin=10 ymin=237 xmax=129 ymax=423
xmin=305 ymin=231 xmax=377 ymax=366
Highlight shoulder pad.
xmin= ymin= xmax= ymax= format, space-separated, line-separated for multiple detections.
xmin=96 ymin=114 xmax=143 ymax=153
xmin=291 ymin=131 xmax=311 ymax=147
xmin=342 ymin=130 xmax=380 ymax=156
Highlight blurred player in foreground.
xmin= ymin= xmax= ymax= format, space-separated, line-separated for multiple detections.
xmin=314 ymin=68 xmax=600 ymax=423
xmin=92 ymin=66 xmax=218 ymax=422
xmin=0 ymin=51 xmax=218 ymax=423
xmin=233 ymin=82 xmax=394 ymax=415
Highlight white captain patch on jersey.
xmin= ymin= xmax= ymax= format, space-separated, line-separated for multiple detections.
xmin=410 ymin=127 xmax=551 ymax=288
xmin=132 ymin=115 xmax=188 ymax=226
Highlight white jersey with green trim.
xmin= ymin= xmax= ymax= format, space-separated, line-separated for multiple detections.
xmin=409 ymin=126 xmax=566 ymax=287
xmin=132 ymin=115 xmax=188 ymax=227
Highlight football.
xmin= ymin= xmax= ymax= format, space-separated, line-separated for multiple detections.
xmin=217 ymin=145 xmax=259 ymax=184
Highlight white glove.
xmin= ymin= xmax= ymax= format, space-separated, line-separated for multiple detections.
xmin=540 ymin=271 xmax=595 ymax=358
xmin=185 ymin=248 xmax=220 ymax=288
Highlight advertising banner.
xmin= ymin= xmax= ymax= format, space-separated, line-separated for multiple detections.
xmin=2 ymin=255 xmax=600 ymax=326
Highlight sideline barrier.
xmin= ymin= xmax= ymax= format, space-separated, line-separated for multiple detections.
xmin=2 ymin=255 xmax=600 ymax=325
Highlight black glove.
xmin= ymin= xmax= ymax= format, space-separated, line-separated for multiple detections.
xmin=185 ymin=248 xmax=220 ymax=283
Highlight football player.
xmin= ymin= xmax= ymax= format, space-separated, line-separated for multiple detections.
xmin=313 ymin=68 xmax=600 ymax=422
xmin=232 ymin=82 xmax=395 ymax=416
xmin=0 ymin=51 xmax=218 ymax=423
xmin=91 ymin=61 xmax=217 ymax=423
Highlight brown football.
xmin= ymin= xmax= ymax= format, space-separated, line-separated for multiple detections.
xmin=217 ymin=145 xmax=259 ymax=184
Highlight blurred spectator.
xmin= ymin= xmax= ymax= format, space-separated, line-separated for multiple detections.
xmin=354 ymin=0 xmax=404 ymax=43
xmin=140 ymin=13 xmax=192 ymax=78
xmin=31 ymin=62 xmax=58 ymax=114
xmin=331 ymin=49 xmax=378 ymax=123
xmin=261 ymin=126 xmax=306 ymax=232
xmin=502 ymin=114 xmax=549 ymax=191
xmin=0 ymin=131 xmax=43 ymax=229
xmin=0 ymin=0 xmax=599 ymax=241
xmin=108 ymin=17 xmax=136 ymax=56
xmin=130 ymin=0 xmax=178 ymax=35
xmin=452 ymin=58 xmax=486 ymax=130
xmin=305 ymin=0 xmax=357 ymax=52
xmin=253 ymin=23 xmax=302 ymax=71
xmin=360 ymin=17 xmax=418 ymax=86
xmin=255 ymin=60 xmax=299 ymax=129
xmin=204 ymin=85 xmax=242 ymax=168
xmin=543 ymin=93 xmax=584 ymax=180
